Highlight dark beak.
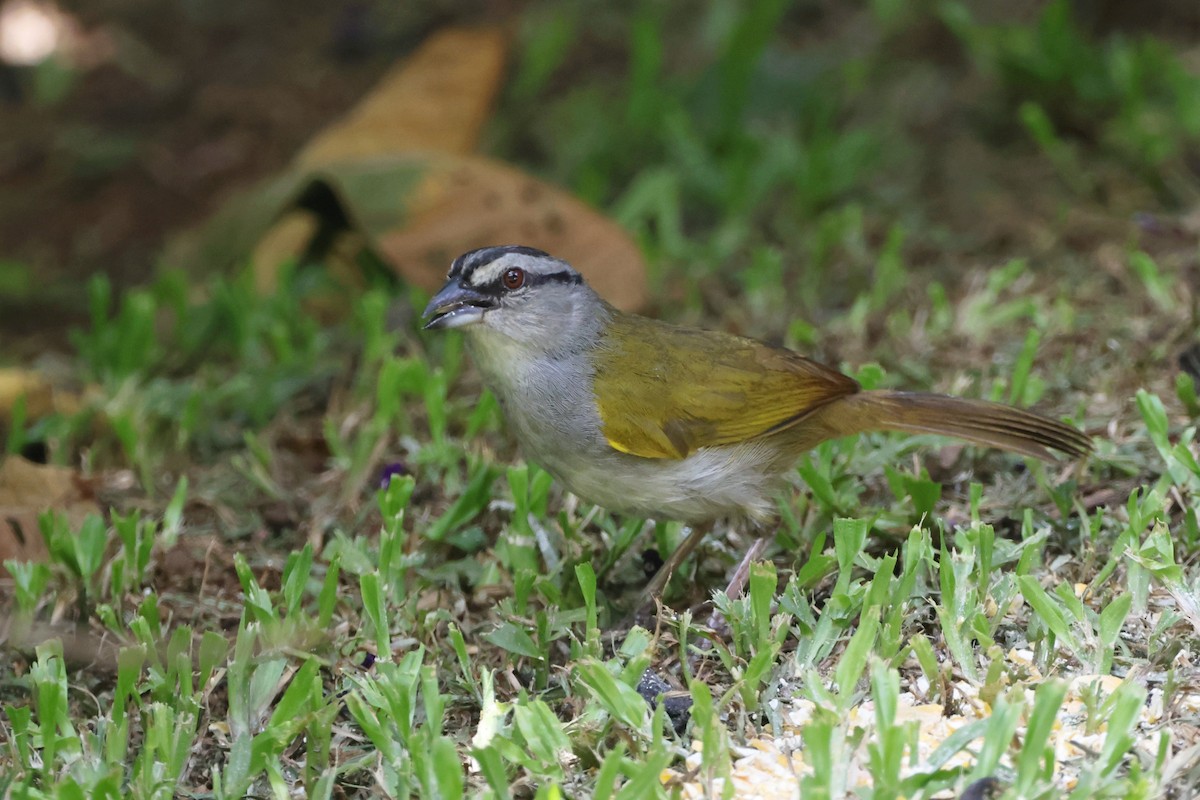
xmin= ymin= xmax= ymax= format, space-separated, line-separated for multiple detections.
xmin=422 ymin=282 xmax=494 ymax=330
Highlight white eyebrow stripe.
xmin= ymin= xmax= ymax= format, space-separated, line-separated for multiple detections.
xmin=466 ymin=256 xmax=520 ymax=287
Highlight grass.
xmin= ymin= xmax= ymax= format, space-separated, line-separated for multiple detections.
xmin=945 ymin=0 xmax=1200 ymax=199
xmin=3 ymin=0 xmax=1200 ymax=798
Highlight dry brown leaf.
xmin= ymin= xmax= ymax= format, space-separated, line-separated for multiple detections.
xmin=0 ymin=455 xmax=100 ymax=564
xmin=250 ymin=210 xmax=323 ymax=295
xmin=3 ymin=620 xmax=123 ymax=671
xmin=297 ymin=26 xmax=508 ymax=166
xmin=0 ymin=509 xmax=49 ymax=563
xmin=378 ymin=154 xmax=648 ymax=312
xmin=0 ymin=367 xmax=60 ymax=422
xmin=251 ymin=24 xmax=514 ymax=295
xmin=235 ymin=154 xmax=648 ymax=312
xmin=179 ymin=24 xmax=648 ymax=312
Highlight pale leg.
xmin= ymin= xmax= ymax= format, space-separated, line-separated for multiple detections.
xmin=638 ymin=523 xmax=711 ymax=605
xmin=720 ymin=536 xmax=769 ymax=601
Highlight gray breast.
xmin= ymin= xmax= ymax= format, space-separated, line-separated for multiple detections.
xmin=467 ymin=336 xmax=606 ymax=462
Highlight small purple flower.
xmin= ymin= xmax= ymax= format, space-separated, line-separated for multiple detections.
xmin=378 ymin=461 xmax=409 ymax=489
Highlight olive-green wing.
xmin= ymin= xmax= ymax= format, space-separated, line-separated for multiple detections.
xmin=592 ymin=316 xmax=860 ymax=459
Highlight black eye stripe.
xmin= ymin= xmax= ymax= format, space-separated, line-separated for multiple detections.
xmin=447 ymin=269 xmax=583 ymax=301
xmin=529 ymin=270 xmax=582 ymax=287
xmin=479 ymin=270 xmax=582 ymax=294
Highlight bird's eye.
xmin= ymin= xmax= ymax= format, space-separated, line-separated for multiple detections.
xmin=501 ymin=267 xmax=526 ymax=290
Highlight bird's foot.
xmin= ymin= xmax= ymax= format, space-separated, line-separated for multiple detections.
xmin=701 ymin=536 xmax=769 ymax=640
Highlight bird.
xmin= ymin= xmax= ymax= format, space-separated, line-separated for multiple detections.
xmin=422 ymin=245 xmax=1092 ymax=602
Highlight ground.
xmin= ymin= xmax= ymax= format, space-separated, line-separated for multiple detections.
xmin=1 ymin=0 xmax=1199 ymax=798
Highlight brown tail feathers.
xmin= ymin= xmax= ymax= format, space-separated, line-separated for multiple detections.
xmin=820 ymin=390 xmax=1092 ymax=461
